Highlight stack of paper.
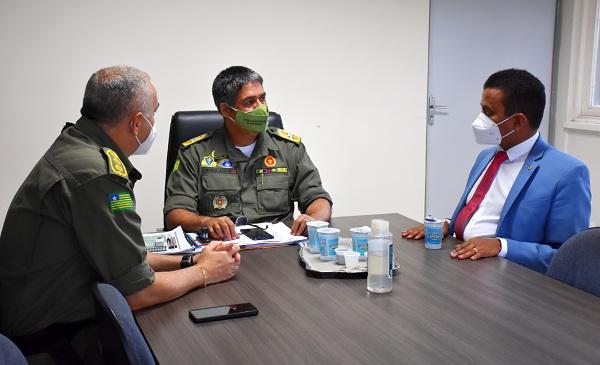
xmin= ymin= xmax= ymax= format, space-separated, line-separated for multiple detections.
xmin=143 ymin=226 xmax=195 ymax=254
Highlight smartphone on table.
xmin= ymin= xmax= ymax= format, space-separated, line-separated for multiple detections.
xmin=189 ymin=303 xmax=258 ymax=323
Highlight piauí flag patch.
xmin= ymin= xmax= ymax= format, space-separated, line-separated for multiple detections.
xmin=109 ymin=192 xmax=134 ymax=213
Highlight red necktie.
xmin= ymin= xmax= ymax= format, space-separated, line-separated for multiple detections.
xmin=454 ymin=151 xmax=508 ymax=241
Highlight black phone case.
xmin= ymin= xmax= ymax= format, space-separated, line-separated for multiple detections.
xmin=189 ymin=304 xmax=259 ymax=323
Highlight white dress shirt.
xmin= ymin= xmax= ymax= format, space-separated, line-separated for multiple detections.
xmin=462 ymin=132 xmax=540 ymax=257
xmin=236 ymin=141 xmax=257 ymax=158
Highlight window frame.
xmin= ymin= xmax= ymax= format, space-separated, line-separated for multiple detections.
xmin=564 ymin=0 xmax=600 ymax=132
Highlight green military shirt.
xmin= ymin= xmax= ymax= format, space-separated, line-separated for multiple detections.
xmin=164 ymin=126 xmax=332 ymax=226
xmin=0 ymin=117 xmax=154 ymax=337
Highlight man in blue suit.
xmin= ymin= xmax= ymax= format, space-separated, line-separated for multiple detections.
xmin=403 ymin=69 xmax=591 ymax=273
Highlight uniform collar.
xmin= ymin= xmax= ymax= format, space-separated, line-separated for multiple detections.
xmin=73 ymin=116 xmax=142 ymax=181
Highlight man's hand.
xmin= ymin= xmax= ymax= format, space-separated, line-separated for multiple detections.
xmin=195 ymin=242 xmax=241 ymax=285
xmin=402 ymin=222 xmax=448 ymax=240
xmin=450 ymin=237 xmax=501 ymax=260
xmin=291 ymin=214 xmax=314 ymax=236
xmin=203 ymin=216 xmax=239 ymax=241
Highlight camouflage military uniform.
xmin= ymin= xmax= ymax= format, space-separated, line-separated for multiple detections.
xmin=164 ymin=126 xmax=331 ymax=226
xmin=0 ymin=117 xmax=154 ymax=337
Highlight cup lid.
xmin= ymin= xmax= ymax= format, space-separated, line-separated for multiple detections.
xmin=307 ymin=220 xmax=329 ymax=228
xmin=350 ymin=226 xmax=371 ymax=233
xmin=317 ymin=227 xmax=340 ymax=234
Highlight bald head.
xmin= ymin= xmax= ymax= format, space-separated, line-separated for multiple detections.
xmin=81 ymin=65 xmax=154 ymax=125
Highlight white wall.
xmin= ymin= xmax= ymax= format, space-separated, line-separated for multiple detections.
xmin=553 ymin=0 xmax=600 ymax=226
xmin=0 ymin=0 xmax=430 ymax=231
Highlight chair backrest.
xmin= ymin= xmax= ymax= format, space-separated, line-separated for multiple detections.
xmin=165 ymin=110 xmax=283 ymax=191
xmin=93 ymin=283 xmax=156 ymax=365
xmin=0 ymin=333 xmax=27 ymax=365
xmin=547 ymin=227 xmax=600 ymax=297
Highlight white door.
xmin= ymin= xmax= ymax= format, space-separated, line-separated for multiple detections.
xmin=426 ymin=0 xmax=556 ymax=219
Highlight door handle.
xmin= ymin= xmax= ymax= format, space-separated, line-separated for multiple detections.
xmin=428 ymin=95 xmax=448 ymax=110
xmin=429 ymin=103 xmax=448 ymax=110
xmin=428 ymin=96 xmax=448 ymax=125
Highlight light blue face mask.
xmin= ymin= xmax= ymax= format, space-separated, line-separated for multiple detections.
xmin=133 ymin=114 xmax=157 ymax=155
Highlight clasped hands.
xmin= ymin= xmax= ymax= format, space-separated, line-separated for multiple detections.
xmin=401 ymin=223 xmax=501 ymax=260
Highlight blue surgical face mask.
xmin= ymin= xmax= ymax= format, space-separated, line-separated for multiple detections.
xmin=133 ymin=114 xmax=157 ymax=155
xmin=471 ymin=113 xmax=516 ymax=145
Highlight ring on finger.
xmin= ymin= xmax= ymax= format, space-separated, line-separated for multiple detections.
xmin=473 ymin=247 xmax=478 ymax=254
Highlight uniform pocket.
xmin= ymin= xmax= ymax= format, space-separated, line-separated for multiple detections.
xmin=256 ymin=174 xmax=290 ymax=214
xmin=201 ymin=173 xmax=242 ymax=215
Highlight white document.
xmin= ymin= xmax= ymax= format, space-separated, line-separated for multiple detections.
xmin=143 ymin=226 xmax=195 ymax=254
xmin=231 ymin=222 xmax=307 ymax=247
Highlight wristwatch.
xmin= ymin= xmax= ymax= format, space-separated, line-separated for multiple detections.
xmin=180 ymin=254 xmax=194 ymax=268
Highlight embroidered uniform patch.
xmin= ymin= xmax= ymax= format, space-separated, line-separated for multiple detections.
xmin=109 ymin=192 xmax=134 ymax=212
xmin=103 ymin=148 xmax=128 ymax=178
xmin=213 ymin=195 xmax=228 ymax=209
xmin=264 ymin=155 xmax=276 ymax=167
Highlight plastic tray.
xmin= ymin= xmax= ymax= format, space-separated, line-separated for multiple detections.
xmin=298 ymin=246 xmax=400 ymax=279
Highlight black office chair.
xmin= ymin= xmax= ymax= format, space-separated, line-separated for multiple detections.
xmin=0 ymin=333 xmax=27 ymax=365
xmin=547 ymin=227 xmax=600 ymax=297
xmin=93 ymin=283 xmax=157 ymax=365
xmin=165 ymin=110 xmax=283 ymax=191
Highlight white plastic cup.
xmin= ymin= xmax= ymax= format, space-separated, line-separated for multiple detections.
xmin=318 ymin=227 xmax=340 ymax=261
xmin=344 ymin=251 xmax=360 ymax=269
xmin=307 ymin=221 xmax=329 ymax=253
xmin=424 ymin=215 xmax=444 ymax=250
xmin=335 ymin=247 xmax=349 ymax=265
xmin=350 ymin=226 xmax=370 ymax=261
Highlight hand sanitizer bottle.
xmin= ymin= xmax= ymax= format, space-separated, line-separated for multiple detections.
xmin=367 ymin=219 xmax=393 ymax=293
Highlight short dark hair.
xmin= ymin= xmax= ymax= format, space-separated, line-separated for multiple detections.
xmin=81 ymin=65 xmax=153 ymax=125
xmin=483 ymin=68 xmax=546 ymax=129
xmin=212 ymin=66 xmax=263 ymax=109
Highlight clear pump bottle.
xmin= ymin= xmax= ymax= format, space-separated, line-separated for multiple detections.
xmin=367 ymin=219 xmax=393 ymax=293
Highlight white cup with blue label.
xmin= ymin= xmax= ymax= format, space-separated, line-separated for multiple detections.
xmin=424 ymin=215 xmax=444 ymax=250
xmin=318 ymin=227 xmax=340 ymax=261
xmin=307 ymin=221 xmax=329 ymax=253
xmin=350 ymin=226 xmax=370 ymax=261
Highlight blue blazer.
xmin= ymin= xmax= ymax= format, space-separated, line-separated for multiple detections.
xmin=448 ymin=136 xmax=591 ymax=273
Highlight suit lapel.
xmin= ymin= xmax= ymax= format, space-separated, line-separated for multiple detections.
xmin=498 ymin=136 xmax=548 ymax=227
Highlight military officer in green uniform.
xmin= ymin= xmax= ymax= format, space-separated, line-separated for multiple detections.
xmin=0 ymin=66 xmax=240 ymax=361
xmin=165 ymin=66 xmax=332 ymax=240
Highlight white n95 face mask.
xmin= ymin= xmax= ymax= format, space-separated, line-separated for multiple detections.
xmin=133 ymin=114 xmax=157 ymax=155
xmin=471 ymin=113 xmax=516 ymax=145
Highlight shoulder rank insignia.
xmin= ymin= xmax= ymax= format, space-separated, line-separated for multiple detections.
xmin=181 ymin=133 xmax=209 ymax=148
xmin=103 ymin=148 xmax=128 ymax=178
xmin=272 ymin=128 xmax=301 ymax=144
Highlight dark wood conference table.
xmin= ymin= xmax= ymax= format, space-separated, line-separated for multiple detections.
xmin=136 ymin=213 xmax=600 ymax=364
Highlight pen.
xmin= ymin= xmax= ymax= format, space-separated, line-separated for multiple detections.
xmin=184 ymin=233 xmax=201 ymax=248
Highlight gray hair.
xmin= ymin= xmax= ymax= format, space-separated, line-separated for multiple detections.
xmin=81 ymin=65 xmax=153 ymax=125
xmin=212 ymin=66 xmax=263 ymax=109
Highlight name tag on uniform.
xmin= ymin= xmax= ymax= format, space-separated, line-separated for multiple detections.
xmin=202 ymin=167 xmax=238 ymax=174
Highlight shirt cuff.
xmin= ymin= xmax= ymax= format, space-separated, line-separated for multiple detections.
xmin=498 ymin=237 xmax=508 ymax=257
xmin=108 ymin=260 xmax=155 ymax=296
xmin=164 ymin=195 xmax=198 ymax=216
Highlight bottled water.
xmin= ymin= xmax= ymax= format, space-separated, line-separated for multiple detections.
xmin=367 ymin=219 xmax=393 ymax=293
